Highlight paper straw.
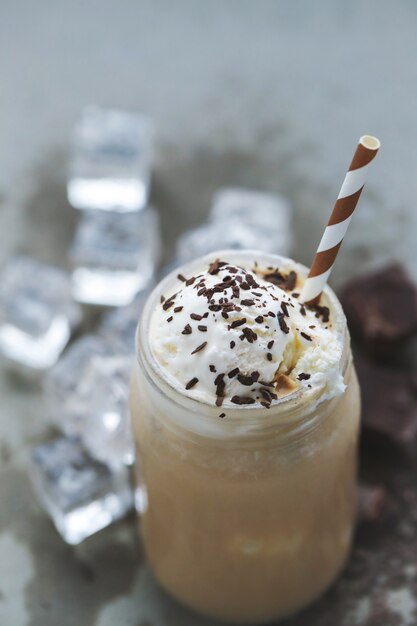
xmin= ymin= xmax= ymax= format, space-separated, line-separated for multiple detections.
xmin=300 ymin=135 xmax=380 ymax=305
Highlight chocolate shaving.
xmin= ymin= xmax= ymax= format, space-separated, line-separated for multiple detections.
xmin=301 ymin=332 xmax=312 ymax=341
xmin=281 ymin=301 xmax=289 ymax=317
xmin=237 ymin=373 xmax=255 ymax=386
xmin=230 ymin=318 xmax=246 ymax=329
xmin=298 ymin=373 xmax=311 ymax=381
xmin=216 ymin=396 xmax=224 ymax=407
xmin=241 ymin=299 xmax=255 ymax=306
xmin=230 ymin=341 xmax=235 ymax=349
xmin=266 ymin=352 xmax=272 ymax=361
xmin=190 ymin=313 xmax=203 ymax=321
xmin=278 ymin=313 xmax=290 ymax=334
xmin=208 ymin=259 xmax=225 ymax=275
xmin=185 ymin=377 xmax=199 ymax=390
xmin=219 ymin=412 xmax=226 ymax=418
xmin=160 ymin=295 xmax=165 ymax=303
xmin=167 ymin=316 xmax=173 ymax=323
xmin=209 ymin=364 xmax=216 ymax=373
xmin=191 ymin=341 xmax=208 ymax=355
xmin=285 ymin=271 xmax=297 ymax=291
xmin=174 ymin=306 xmax=183 ymax=313
xmin=267 ymin=340 xmax=274 ymax=349
xmin=240 ymin=327 xmax=258 ymax=343
xmin=231 ymin=395 xmax=256 ymax=405
xmin=198 ymin=325 xmax=207 ymax=332
xmin=177 ymin=274 xmax=186 ymax=282
xmin=228 ymin=367 xmax=240 ymax=379
xmin=255 ymin=315 xmax=264 ymax=323
xmin=185 ymin=276 xmax=196 ymax=286
xmin=182 ymin=324 xmax=192 ymax=335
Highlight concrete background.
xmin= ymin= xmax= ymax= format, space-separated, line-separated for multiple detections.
xmin=1 ymin=1 xmax=417 ymax=625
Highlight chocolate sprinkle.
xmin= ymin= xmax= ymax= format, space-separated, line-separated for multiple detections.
xmin=185 ymin=377 xmax=199 ymax=390
xmin=182 ymin=324 xmax=192 ymax=335
xmin=191 ymin=341 xmax=208 ymax=355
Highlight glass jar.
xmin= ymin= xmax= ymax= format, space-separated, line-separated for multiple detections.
xmin=130 ymin=252 xmax=360 ymax=624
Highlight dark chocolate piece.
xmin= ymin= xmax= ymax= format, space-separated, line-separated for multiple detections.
xmin=340 ymin=263 xmax=417 ymax=357
xmin=357 ymin=357 xmax=417 ymax=445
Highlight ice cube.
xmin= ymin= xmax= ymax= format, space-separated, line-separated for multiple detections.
xmin=68 ymin=106 xmax=153 ymax=212
xmin=78 ymin=355 xmax=134 ymax=468
xmin=44 ymin=334 xmax=127 ymax=436
xmin=209 ymin=187 xmax=292 ymax=256
xmin=98 ymin=292 xmax=149 ymax=354
xmin=70 ymin=207 xmax=160 ymax=306
xmin=30 ymin=437 xmax=133 ymax=544
xmin=176 ymin=188 xmax=292 ymax=264
xmin=0 ymin=257 xmax=81 ymax=371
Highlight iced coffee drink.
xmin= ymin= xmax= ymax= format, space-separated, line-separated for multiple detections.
xmin=130 ymin=250 xmax=360 ymax=623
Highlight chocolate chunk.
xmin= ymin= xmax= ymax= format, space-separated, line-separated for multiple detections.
xmin=182 ymin=324 xmax=192 ymax=335
xmin=340 ymin=263 xmax=417 ymax=357
xmin=357 ymin=357 xmax=417 ymax=445
xmin=185 ymin=377 xmax=199 ymax=390
xmin=191 ymin=341 xmax=207 ymax=355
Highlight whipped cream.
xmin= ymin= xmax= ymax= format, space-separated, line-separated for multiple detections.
xmin=149 ymin=255 xmax=345 ymax=410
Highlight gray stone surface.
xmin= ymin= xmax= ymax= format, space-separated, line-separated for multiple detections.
xmin=1 ymin=1 xmax=417 ymax=625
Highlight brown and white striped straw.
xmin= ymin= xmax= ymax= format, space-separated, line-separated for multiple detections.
xmin=300 ymin=135 xmax=380 ymax=305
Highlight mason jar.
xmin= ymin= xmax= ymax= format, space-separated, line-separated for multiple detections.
xmin=130 ymin=252 xmax=360 ymax=624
